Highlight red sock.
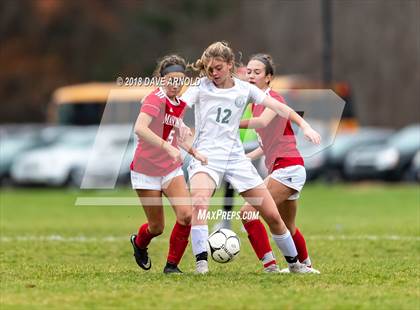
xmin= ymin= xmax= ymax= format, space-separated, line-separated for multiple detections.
xmin=167 ymin=222 xmax=191 ymax=265
xmin=292 ymin=228 xmax=309 ymax=262
xmin=244 ymin=219 xmax=276 ymax=267
xmin=135 ymin=223 xmax=159 ymax=249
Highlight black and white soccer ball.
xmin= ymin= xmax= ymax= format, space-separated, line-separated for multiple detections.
xmin=207 ymin=228 xmax=240 ymax=263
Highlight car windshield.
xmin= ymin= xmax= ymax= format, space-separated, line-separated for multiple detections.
xmin=55 ymin=130 xmax=96 ymax=147
xmin=1 ymin=132 xmax=40 ymax=150
xmin=388 ymin=126 xmax=420 ymax=151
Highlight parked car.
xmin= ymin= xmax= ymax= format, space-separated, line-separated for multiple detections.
xmin=10 ymin=125 xmax=134 ymax=187
xmin=324 ymin=127 xmax=394 ymax=181
xmin=0 ymin=125 xmax=65 ymax=182
xmin=407 ymin=150 xmax=420 ymax=182
xmin=11 ymin=126 xmax=97 ymax=186
xmin=344 ymin=125 xmax=420 ymax=181
xmin=81 ymin=130 xmax=135 ymax=188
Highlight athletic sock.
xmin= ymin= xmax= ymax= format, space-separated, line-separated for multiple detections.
xmin=272 ymin=230 xmax=299 ymax=264
xmin=302 ymin=257 xmax=312 ymax=267
xmin=167 ymin=222 xmax=191 ymax=265
xmin=195 ymin=251 xmax=208 ymax=262
xmin=135 ymin=223 xmax=159 ymax=249
xmin=261 ymin=252 xmax=277 ymax=268
xmin=191 ymin=225 xmax=208 ymax=258
xmin=244 ymin=219 xmax=276 ymax=267
xmin=292 ymin=227 xmax=309 ymax=263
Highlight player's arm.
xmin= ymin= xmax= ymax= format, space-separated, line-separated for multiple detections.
xmin=134 ymin=112 xmax=181 ymax=162
xmin=178 ymin=138 xmax=208 ymax=165
xmin=177 ymin=126 xmax=208 ymax=165
xmin=246 ymin=147 xmax=264 ymax=161
xmin=177 ymin=119 xmax=193 ymax=143
xmin=260 ymin=96 xmax=321 ymax=144
xmin=239 ymin=108 xmax=277 ymax=129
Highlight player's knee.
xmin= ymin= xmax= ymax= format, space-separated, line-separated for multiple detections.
xmin=192 ymin=204 xmax=208 ymax=218
xmin=191 ymin=192 xmax=210 ymax=208
xmin=148 ymin=223 xmax=164 ymax=235
xmin=240 ymin=204 xmax=255 ymax=214
xmin=239 ymin=206 xmax=256 ymax=223
xmin=265 ymin=212 xmax=283 ymax=228
xmin=177 ymin=211 xmax=192 ymax=226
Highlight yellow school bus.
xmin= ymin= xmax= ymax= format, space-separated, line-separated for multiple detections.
xmin=48 ymin=82 xmax=154 ymax=125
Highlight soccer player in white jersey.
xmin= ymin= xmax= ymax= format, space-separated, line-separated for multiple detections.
xmin=181 ymin=41 xmax=321 ymax=274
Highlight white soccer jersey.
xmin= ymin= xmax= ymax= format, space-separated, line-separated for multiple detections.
xmin=181 ymin=77 xmax=267 ymax=161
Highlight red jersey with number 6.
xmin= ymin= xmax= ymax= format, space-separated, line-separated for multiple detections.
xmin=131 ymin=87 xmax=186 ymax=176
xmin=252 ymin=88 xmax=304 ymax=173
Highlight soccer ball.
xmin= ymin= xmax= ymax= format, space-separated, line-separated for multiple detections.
xmin=207 ymin=228 xmax=240 ymax=263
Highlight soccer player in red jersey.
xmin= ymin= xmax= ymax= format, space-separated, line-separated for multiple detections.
xmin=240 ymin=54 xmax=320 ymax=273
xmin=130 ymin=54 xmax=207 ymax=274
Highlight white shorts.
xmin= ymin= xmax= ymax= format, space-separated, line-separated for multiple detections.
xmin=131 ymin=167 xmax=184 ymax=191
xmin=187 ymin=157 xmax=264 ymax=193
xmin=270 ymin=165 xmax=306 ymax=200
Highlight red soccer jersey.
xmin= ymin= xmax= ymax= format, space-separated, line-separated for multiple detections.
xmin=131 ymin=88 xmax=186 ymax=176
xmin=252 ymin=89 xmax=304 ymax=172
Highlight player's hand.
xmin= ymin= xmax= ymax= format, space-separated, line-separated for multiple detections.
xmin=163 ymin=142 xmax=182 ymax=163
xmin=194 ymin=151 xmax=208 ymax=165
xmin=302 ymin=125 xmax=321 ymax=145
xmin=178 ymin=121 xmax=192 ymax=143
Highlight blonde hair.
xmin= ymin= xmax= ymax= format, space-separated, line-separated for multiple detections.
xmin=192 ymin=41 xmax=236 ymax=77
xmin=153 ymin=54 xmax=186 ymax=77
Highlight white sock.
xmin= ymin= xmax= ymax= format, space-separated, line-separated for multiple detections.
xmin=272 ymin=230 xmax=298 ymax=263
xmin=262 ymin=251 xmax=276 ymax=267
xmin=302 ymin=257 xmax=312 ymax=267
xmin=191 ymin=225 xmax=208 ymax=256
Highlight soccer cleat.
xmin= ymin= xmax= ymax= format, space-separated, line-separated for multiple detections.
xmin=279 ymin=267 xmax=290 ymax=273
xmin=195 ymin=260 xmax=209 ymax=274
xmin=263 ymin=264 xmax=281 ymax=273
xmin=163 ymin=264 xmax=183 ymax=274
xmin=281 ymin=257 xmax=320 ymax=273
xmin=288 ymin=262 xmax=320 ymax=274
xmin=308 ymin=266 xmax=320 ymax=274
xmin=130 ymin=234 xmax=151 ymax=270
xmin=289 ymin=265 xmax=320 ymax=274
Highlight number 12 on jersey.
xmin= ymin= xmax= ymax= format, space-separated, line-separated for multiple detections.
xmin=216 ymin=107 xmax=232 ymax=124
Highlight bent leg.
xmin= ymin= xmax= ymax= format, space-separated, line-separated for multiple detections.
xmin=189 ymin=173 xmax=216 ymax=268
xmin=279 ymin=199 xmax=310 ymax=264
xmin=135 ymin=189 xmax=164 ymax=248
xmin=240 ymin=185 xmax=298 ymax=264
xmin=163 ymin=176 xmax=192 ymax=266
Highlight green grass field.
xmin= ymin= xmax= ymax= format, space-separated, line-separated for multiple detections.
xmin=1 ymin=184 xmax=419 ymax=309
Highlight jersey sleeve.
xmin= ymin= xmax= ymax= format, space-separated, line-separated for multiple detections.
xmin=180 ymin=85 xmax=199 ymax=108
xmin=248 ymin=83 xmax=267 ymax=105
xmin=140 ymin=94 xmax=162 ymax=118
xmin=269 ymin=90 xmax=286 ymax=105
